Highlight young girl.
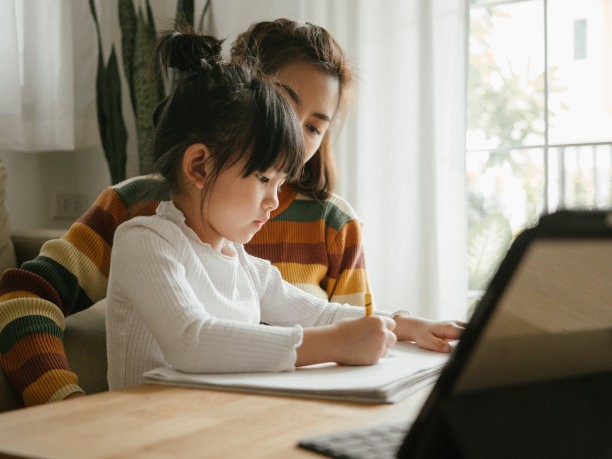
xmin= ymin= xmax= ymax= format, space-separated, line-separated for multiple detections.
xmin=105 ymin=30 xmax=463 ymax=389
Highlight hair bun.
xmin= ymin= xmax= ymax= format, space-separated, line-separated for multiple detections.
xmin=157 ymin=29 xmax=224 ymax=74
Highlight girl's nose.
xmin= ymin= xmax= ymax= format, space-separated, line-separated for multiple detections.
xmin=263 ymin=190 xmax=279 ymax=211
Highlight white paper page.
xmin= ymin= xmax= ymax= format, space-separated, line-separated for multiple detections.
xmin=143 ymin=342 xmax=451 ymax=403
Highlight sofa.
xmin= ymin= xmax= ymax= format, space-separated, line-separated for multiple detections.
xmin=0 ymin=229 xmax=109 ymax=412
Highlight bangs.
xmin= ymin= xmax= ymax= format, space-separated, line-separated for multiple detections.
xmin=239 ymin=81 xmax=304 ymax=181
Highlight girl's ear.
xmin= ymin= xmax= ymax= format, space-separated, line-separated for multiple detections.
xmin=182 ymin=143 xmax=211 ymax=189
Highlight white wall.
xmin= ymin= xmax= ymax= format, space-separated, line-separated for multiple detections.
xmin=0 ymin=148 xmax=110 ymax=230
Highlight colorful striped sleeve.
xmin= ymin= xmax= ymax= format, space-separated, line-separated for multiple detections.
xmin=245 ymin=187 xmax=371 ymax=308
xmin=319 ymin=194 xmax=370 ymax=307
xmin=0 ymin=175 xmax=165 ymax=406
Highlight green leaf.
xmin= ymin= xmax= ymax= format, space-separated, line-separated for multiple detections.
xmin=89 ymin=0 xmax=106 ymax=152
xmin=468 ymin=213 xmax=512 ymax=291
xmin=101 ymin=47 xmax=128 ymax=184
xmin=196 ymin=0 xmax=212 ymax=33
xmin=145 ymin=0 xmax=155 ymax=34
xmin=142 ymin=1 xmax=165 ymax=101
xmin=176 ymin=0 xmax=194 ymax=27
xmin=133 ymin=8 xmax=162 ymax=174
xmin=90 ymin=0 xmax=126 ymax=184
xmin=118 ymin=0 xmax=137 ymax=115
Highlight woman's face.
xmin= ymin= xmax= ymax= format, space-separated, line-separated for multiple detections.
xmin=276 ymin=61 xmax=340 ymax=164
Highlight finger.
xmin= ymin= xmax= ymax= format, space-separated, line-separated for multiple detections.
xmin=434 ymin=323 xmax=465 ymax=340
xmin=381 ymin=316 xmax=396 ymax=331
xmin=386 ymin=329 xmax=397 ymax=348
xmin=419 ymin=335 xmax=452 ymax=353
xmin=380 ymin=332 xmax=397 ymax=358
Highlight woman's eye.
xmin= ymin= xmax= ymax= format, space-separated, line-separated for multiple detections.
xmin=306 ymin=124 xmax=321 ymax=135
xmin=257 ymin=173 xmax=270 ymax=184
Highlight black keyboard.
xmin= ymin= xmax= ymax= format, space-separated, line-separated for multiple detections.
xmin=298 ymin=421 xmax=412 ymax=459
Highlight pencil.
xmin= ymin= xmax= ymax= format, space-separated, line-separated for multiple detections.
xmin=364 ymin=293 xmax=372 ymax=316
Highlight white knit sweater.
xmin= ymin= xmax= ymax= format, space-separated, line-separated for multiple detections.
xmin=106 ymin=201 xmax=371 ymax=389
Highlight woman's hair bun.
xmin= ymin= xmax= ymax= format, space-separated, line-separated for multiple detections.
xmin=156 ymin=28 xmax=224 ymax=74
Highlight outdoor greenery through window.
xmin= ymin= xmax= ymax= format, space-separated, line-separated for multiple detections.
xmin=467 ymin=0 xmax=612 ymax=311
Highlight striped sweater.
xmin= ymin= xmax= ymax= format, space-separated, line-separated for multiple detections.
xmin=0 ymin=175 xmax=370 ymax=406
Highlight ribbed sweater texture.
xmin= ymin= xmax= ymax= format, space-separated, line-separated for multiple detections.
xmin=106 ymin=201 xmax=367 ymax=389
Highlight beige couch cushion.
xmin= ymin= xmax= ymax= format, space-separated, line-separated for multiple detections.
xmin=64 ymin=299 xmax=108 ymax=395
xmin=0 ymin=160 xmax=16 ymax=272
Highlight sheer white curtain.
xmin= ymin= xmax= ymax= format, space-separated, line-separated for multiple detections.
xmin=301 ymin=1 xmax=468 ymax=319
xmin=0 ymin=0 xmax=97 ymax=151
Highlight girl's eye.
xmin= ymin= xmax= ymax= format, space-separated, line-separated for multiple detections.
xmin=306 ymin=124 xmax=321 ymax=135
xmin=257 ymin=173 xmax=270 ymax=184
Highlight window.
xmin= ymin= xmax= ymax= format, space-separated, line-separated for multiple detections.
xmin=574 ymin=19 xmax=587 ymax=60
xmin=467 ymin=0 xmax=612 ymax=310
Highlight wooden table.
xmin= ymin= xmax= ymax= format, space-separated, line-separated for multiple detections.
xmin=0 ymin=384 xmax=432 ymax=458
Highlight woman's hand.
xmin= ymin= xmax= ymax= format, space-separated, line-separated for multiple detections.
xmin=296 ymin=316 xmax=397 ymax=367
xmin=392 ymin=312 xmax=466 ymax=353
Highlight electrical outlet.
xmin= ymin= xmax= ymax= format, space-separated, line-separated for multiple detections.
xmin=54 ymin=192 xmax=89 ymax=219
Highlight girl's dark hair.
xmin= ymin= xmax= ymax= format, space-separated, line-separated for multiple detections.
xmin=151 ymin=27 xmax=304 ymax=205
xmin=231 ymin=19 xmax=353 ymax=200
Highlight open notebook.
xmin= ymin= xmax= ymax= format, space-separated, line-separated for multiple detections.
xmin=143 ymin=341 xmax=450 ymax=404
xmin=299 ymin=209 xmax=612 ymax=458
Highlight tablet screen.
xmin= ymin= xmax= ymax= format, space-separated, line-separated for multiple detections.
xmin=454 ymin=239 xmax=612 ymax=393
